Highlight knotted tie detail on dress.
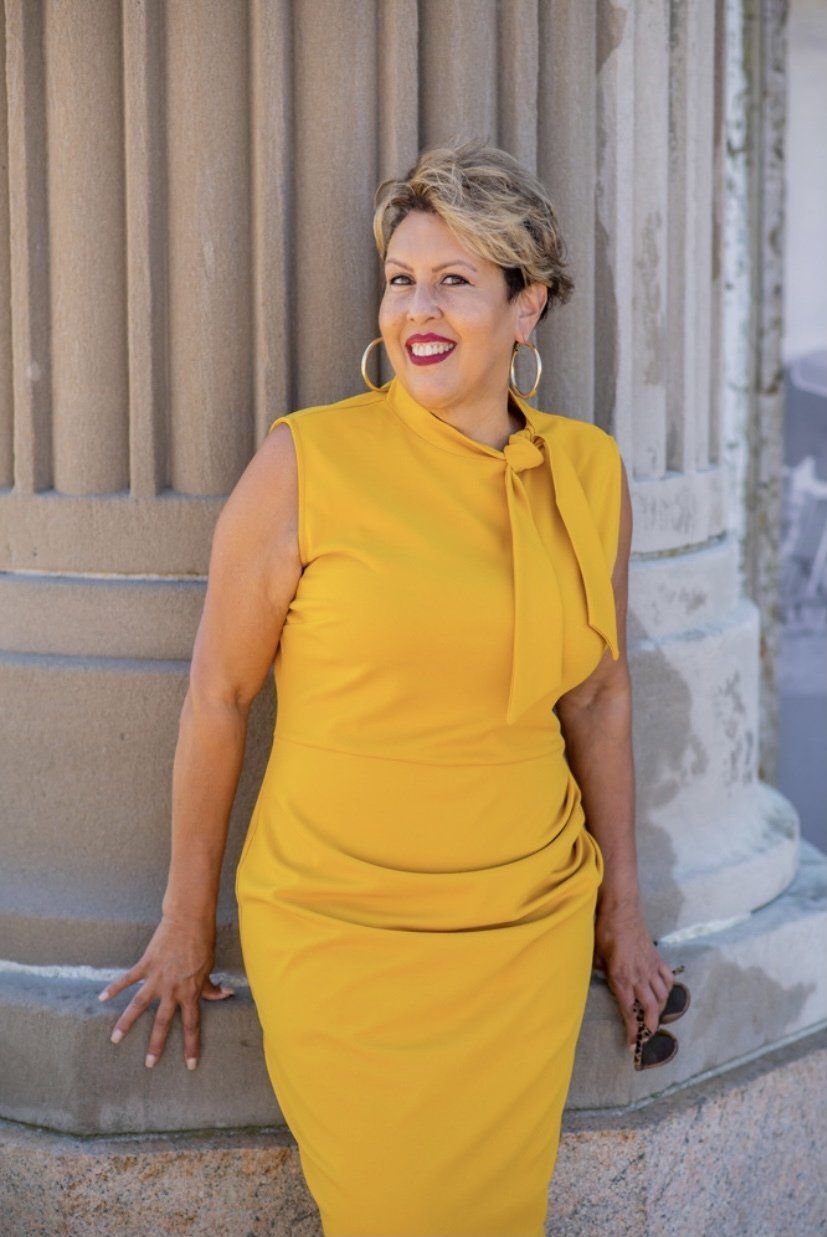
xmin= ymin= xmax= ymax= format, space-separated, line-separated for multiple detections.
xmin=382 ymin=376 xmax=620 ymax=726
xmin=502 ymin=430 xmax=619 ymax=724
xmin=502 ymin=434 xmax=563 ymax=725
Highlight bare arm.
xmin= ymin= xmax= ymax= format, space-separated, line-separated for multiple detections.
xmin=161 ymin=421 xmax=303 ymax=925
xmin=98 ymin=421 xmax=302 ymax=1068
xmin=555 ymin=455 xmax=637 ymax=914
xmin=555 ymin=458 xmax=675 ymax=1047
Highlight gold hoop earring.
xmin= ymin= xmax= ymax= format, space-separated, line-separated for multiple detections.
xmin=509 ymin=341 xmax=542 ymax=400
xmin=361 ymin=337 xmax=387 ymax=392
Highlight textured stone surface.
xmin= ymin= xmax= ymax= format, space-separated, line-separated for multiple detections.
xmin=557 ymin=1025 xmax=827 ymax=1237
xmin=0 ymin=1121 xmax=314 ymax=1237
xmin=1 ymin=1026 xmax=825 ymax=1236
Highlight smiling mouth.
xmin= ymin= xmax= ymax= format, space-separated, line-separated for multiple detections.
xmin=406 ymin=341 xmax=457 ymax=366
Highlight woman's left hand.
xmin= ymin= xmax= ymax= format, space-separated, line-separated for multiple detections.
xmin=593 ymin=898 xmax=677 ymax=1049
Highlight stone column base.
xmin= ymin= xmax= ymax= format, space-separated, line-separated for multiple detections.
xmin=2 ymin=1026 xmax=825 ymax=1236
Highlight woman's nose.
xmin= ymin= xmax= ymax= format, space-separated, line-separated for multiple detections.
xmin=406 ymin=284 xmax=441 ymax=317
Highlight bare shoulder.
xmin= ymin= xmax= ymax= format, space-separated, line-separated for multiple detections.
xmin=216 ymin=422 xmax=300 ymax=572
xmin=188 ymin=423 xmax=302 ymax=709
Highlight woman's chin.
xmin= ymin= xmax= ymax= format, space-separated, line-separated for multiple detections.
xmin=407 ymin=375 xmax=458 ymax=407
xmin=405 ymin=359 xmax=460 ymax=389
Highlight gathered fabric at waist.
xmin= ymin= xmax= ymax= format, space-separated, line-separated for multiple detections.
xmin=235 ymin=736 xmax=602 ymax=935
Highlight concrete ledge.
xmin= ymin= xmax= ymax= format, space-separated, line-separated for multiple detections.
xmin=0 ymin=977 xmax=280 ymax=1135
xmin=1 ymin=1026 xmax=825 ymax=1236
xmin=569 ymin=838 xmax=827 ymax=1107
xmin=2 ymin=841 xmax=827 ymax=1134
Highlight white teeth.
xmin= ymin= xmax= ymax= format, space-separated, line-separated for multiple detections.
xmin=409 ymin=341 xmax=455 ymax=356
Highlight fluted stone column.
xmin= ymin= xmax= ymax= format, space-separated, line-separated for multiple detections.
xmin=564 ymin=0 xmax=827 ymax=1128
xmin=1 ymin=0 xmax=825 ymax=1232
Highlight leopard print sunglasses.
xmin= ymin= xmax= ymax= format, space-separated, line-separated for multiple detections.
xmin=633 ymin=965 xmax=690 ymax=1071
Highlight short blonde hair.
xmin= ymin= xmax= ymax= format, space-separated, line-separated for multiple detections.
xmin=372 ymin=137 xmax=574 ymax=322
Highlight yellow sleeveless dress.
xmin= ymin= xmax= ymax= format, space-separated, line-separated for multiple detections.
xmin=235 ymin=374 xmax=622 ymax=1237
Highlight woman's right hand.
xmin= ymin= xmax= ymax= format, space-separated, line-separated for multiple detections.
xmin=97 ymin=913 xmax=235 ymax=1071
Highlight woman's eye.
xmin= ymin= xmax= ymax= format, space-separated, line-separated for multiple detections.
xmin=387 ymin=274 xmax=468 ymax=286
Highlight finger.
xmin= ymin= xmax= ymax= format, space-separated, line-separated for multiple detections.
xmin=623 ymin=1010 xmax=640 ymax=1048
xmin=611 ymin=983 xmax=640 ymax=1048
xmin=108 ymin=982 xmax=155 ymax=1044
xmin=180 ymin=998 xmax=202 ymax=1070
xmin=639 ymin=987 xmax=663 ymax=1036
xmin=646 ymin=972 xmax=670 ymax=1015
xmin=641 ymin=965 xmax=671 ymax=1011
xmin=201 ymin=976 xmax=235 ymax=1000
xmin=98 ymin=965 xmax=145 ymax=1003
xmin=660 ymin=959 xmax=678 ymax=989
xmin=144 ymin=996 xmax=178 ymax=1068
xmin=642 ymin=974 xmax=667 ymax=1014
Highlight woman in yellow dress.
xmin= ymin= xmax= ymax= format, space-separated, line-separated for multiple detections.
xmin=98 ymin=140 xmax=681 ymax=1236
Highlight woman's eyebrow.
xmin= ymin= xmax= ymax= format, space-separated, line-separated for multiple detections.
xmin=384 ymin=258 xmax=477 ymax=272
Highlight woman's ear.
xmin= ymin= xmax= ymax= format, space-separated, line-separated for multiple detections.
xmin=515 ymin=282 xmax=549 ymax=343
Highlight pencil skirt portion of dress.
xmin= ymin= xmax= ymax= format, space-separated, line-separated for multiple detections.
xmin=235 ymin=376 xmax=622 ymax=1236
xmin=236 ymin=738 xmax=604 ymax=1237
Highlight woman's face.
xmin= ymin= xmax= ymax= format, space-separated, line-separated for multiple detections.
xmin=378 ymin=210 xmax=546 ymax=415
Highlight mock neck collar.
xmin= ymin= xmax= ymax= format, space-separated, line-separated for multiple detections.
xmin=383 ymin=374 xmax=540 ymax=460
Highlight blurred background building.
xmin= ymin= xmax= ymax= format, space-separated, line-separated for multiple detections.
xmin=779 ymin=0 xmax=827 ymax=854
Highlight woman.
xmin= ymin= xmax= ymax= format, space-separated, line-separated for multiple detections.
xmin=99 ymin=140 xmax=683 ymax=1236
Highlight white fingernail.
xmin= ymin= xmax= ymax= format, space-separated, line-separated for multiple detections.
xmin=145 ymin=1053 xmax=157 ymax=1068
xmin=186 ymin=1057 xmax=198 ymax=1070
xmin=98 ymin=991 xmax=109 ymax=1001
xmin=110 ymin=1028 xmax=123 ymax=1044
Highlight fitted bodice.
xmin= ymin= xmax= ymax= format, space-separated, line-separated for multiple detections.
xmin=266 ymin=375 xmax=622 ymax=765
